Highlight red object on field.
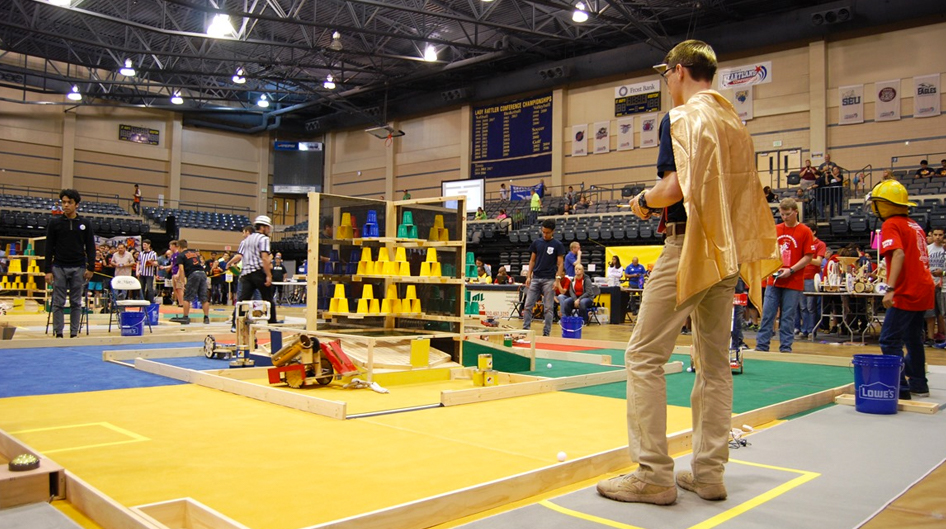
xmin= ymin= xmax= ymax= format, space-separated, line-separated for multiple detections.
xmin=268 ymin=364 xmax=306 ymax=384
xmin=321 ymin=340 xmax=359 ymax=377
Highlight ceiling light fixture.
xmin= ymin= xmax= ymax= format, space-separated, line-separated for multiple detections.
xmin=47 ymin=0 xmax=72 ymax=6
xmin=572 ymin=2 xmax=589 ymax=23
xmin=207 ymin=13 xmax=233 ymax=38
xmin=66 ymin=85 xmax=82 ymax=101
xmin=171 ymin=91 xmax=184 ymax=105
xmin=232 ymin=67 xmax=246 ymax=84
xmin=329 ymin=31 xmax=343 ymax=51
xmin=119 ymin=58 xmax=136 ymax=77
xmin=423 ymin=44 xmax=438 ymax=62
xmin=257 ymin=94 xmax=270 ymax=108
xmin=323 ymin=75 xmax=336 ymax=90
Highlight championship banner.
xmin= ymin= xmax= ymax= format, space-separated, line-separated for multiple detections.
xmin=839 ymin=84 xmax=864 ymax=125
xmin=718 ymin=61 xmax=772 ymax=89
xmin=639 ymin=113 xmax=659 ymax=149
xmin=733 ymin=86 xmax=753 ymax=121
xmin=616 ymin=117 xmax=634 ymax=151
xmin=571 ymin=124 xmax=588 ymax=157
xmin=593 ymin=121 xmax=610 ymax=154
xmin=874 ymin=80 xmax=901 ymax=122
xmin=914 ymin=74 xmax=940 ymax=118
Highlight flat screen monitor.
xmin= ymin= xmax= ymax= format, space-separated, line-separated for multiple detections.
xmin=441 ymin=178 xmax=484 ymax=213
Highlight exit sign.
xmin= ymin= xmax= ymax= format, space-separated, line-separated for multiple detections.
xmin=773 ymin=140 xmax=782 ymax=147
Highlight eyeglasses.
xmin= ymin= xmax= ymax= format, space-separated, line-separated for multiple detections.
xmin=654 ymin=63 xmax=691 ymax=83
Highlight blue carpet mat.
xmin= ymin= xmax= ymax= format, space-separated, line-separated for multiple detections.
xmin=156 ymin=355 xmax=238 ymax=371
xmin=0 ymin=343 xmax=200 ymax=398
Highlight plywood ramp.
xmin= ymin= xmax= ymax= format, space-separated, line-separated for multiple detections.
xmin=341 ymin=340 xmax=457 ymax=370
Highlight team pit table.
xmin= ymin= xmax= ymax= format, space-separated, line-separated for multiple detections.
xmin=804 ymin=290 xmax=885 ymax=344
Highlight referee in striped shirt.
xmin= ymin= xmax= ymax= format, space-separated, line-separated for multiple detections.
xmin=234 ymin=215 xmax=276 ymax=324
xmin=137 ymin=239 xmax=158 ymax=303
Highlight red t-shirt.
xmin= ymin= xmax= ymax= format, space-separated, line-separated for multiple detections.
xmin=880 ymin=215 xmax=935 ymax=311
xmin=804 ymin=238 xmax=827 ymax=279
xmin=768 ymin=223 xmax=815 ymax=291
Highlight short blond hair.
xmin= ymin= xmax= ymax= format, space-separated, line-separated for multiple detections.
xmin=778 ymin=197 xmax=798 ymax=211
xmin=664 ymin=40 xmax=717 ymax=82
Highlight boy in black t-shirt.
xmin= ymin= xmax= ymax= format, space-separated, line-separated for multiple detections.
xmin=522 ymin=219 xmax=566 ymax=336
xmin=171 ymin=239 xmax=210 ymax=324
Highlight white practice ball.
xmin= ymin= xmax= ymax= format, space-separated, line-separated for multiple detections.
xmin=686 ymin=367 xmax=694 ymax=372
xmin=557 ymin=451 xmax=567 ymax=462
xmin=547 ymin=363 xmax=553 ymax=368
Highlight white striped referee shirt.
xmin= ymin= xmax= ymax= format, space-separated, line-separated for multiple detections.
xmin=239 ymin=232 xmax=270 ymax=274
xmin=137 ymin=249 xmax=158 ymax=277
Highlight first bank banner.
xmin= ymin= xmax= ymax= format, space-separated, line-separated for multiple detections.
xmin=839 ymin=84 xmax=864 ymax=125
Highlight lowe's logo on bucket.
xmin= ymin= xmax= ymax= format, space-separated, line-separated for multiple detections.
xmin=858 ymin=381 xmax=897 ymax=400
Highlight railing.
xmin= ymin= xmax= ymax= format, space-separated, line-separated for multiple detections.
xmin=485 ymin=182 xmax=631 ymax=204
xmin=851 ymin=164 xmax=872 ymax=196
xmin=0 ymin=183 xmax=251 ymax=217
xmin=890 ymin=150 xmax=946 ymax=175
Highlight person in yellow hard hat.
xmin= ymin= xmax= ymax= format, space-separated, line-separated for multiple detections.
xmin=866 ymin=180 xmax=932 ymax=399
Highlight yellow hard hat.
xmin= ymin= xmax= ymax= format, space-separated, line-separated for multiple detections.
xmin=866 ymin=180 xmax=916 ymax=207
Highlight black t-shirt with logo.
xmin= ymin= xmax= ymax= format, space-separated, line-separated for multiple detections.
xmin=272 ymin=264 xmax=286 ymax=282
xmin=176 ymin=249 xmax=203 ymax=276
xmin=528 ymin=237 xmax=566 ymax=279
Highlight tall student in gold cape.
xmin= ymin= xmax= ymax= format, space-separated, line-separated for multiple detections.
xmin=597 ymin=40 xmax=780 ymax=505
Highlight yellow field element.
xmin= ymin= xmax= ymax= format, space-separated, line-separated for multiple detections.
xmin=539 ymin=458 xmax=820 ymax=529
xmin=10 ymin=422 xmax=150 ymax=454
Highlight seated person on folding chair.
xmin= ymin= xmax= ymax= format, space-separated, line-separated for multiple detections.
xmin=557 ymin=264 xmax=599 ymax=323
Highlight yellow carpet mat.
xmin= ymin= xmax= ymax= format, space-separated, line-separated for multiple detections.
xmin=242 ymin=376 xmax=475 ymax=415
xmin=0 ymin=384 xmax=692 ymax=529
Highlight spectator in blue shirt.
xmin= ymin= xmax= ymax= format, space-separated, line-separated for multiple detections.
xmin=624 ymin=257 xmax=646 ymax=288
xmin=564 ymin=242 xmax=581 ymax=277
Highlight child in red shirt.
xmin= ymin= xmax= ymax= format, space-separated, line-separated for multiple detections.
xmin=868 ymin=180 xmax=933 ymax=399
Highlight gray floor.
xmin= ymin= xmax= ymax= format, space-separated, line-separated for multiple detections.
xmin=0 ymin=502 xmax=83 ymax=529
xmin=460 ymin=373 xmax=946 ymax=529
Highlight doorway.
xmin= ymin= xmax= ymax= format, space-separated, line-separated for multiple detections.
xmin=273 ymin=196 xmax=297 ymax=226
xmin=756 ymin=148 xmax=803 ymax=189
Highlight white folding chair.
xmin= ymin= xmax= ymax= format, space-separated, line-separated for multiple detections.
xmin=108 ymin=276 xmax=154 ymax=333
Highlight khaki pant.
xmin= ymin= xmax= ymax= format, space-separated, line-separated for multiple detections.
xmin=625 ymin=234 xmax=737 ymax=486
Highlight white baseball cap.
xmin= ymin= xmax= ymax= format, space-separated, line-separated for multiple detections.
xmin=254 ymin=215 xmax=273 ymax=227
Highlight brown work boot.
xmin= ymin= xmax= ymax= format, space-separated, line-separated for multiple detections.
xmin=675 ymin=471 xmax=727 ymax=500
xmin=596 ymin=473 xmax=677 ymax=505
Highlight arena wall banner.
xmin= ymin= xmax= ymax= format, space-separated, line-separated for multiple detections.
xmin=839 ymin=84 xmax=864 ymax=125
xmin=593 ymin=121 xmax=610 ymax=154
xmin=639 ymin=113 xmax=659 ymax=149
xmin=732 ymin=86 xmax=753 ymax=121
xmin=718 ymin=61 xmax=772 ymax=89
xmin=571 ymin=124 xmax=588 ymax=157
xmin=913 ymin=74 xmax=940 ymax=118
xmin=874 ymin=80 xmax=901 ymax=122
xmin=616 ymin=117 xmax=634 ymax=151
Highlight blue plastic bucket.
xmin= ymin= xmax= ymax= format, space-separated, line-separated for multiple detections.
xmin=120 ymin=311 xmax=145 ymax=337
xmin=852 ymin=354 xmax=902 ymax=414
xmin=146 ymin=303 xmax=160 ymax=326
xmin=561 ymin=316 xmax=583 ymax=339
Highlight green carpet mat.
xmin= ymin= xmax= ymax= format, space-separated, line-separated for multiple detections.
xmin=564 ymin=353 xmax=852 ymax=414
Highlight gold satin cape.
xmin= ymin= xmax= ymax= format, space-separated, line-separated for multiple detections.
xmin=669 ymin=90 xmax=780 ymax=309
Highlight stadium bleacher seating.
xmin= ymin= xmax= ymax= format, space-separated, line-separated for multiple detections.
xmin=143 ymin=206 xmax=249 ymax=232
